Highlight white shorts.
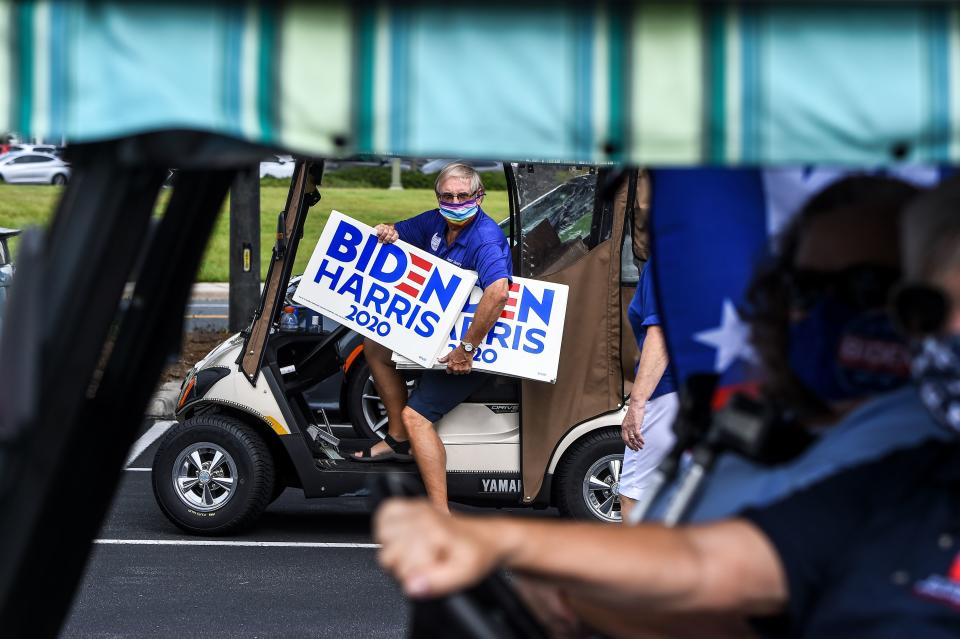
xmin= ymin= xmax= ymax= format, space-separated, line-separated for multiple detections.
xmin=619 ymin=391 xmax=680 ymax=501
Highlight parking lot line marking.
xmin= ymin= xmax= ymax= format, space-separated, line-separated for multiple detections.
xmin=93 ymin=539 xmax=379 ymax=549
xmin=185 ymin=314 xmax=229 ymax=319
xmin=125 ymin=468 xmax=151 ymax=472
xmin=126 ymin=420 xmax=175 ymax=467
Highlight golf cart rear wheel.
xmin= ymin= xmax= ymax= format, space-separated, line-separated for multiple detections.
xmin=554 ymin=429 xmax=624 ymax=523
xmin=152 ymin=415 xmax=275 ymax=535
xmin=347 ymin=358 xmax=415 ymax=440
xmin=347 ymin=359 xmax=387 ymax=439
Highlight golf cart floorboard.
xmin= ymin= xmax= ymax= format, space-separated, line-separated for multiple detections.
xmin=314 ymin=457 xmax=419 ymax=475
xmin=294 ymin=437 xmax=419 ymax=498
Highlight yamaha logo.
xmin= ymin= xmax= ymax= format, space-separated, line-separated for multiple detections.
xmin=480 ymin=478 xmax=521 ymax=493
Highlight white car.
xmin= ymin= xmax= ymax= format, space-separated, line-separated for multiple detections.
xmin=6 ymin=144 xmax=60 ymax=155
xmin=420 ymin=158 xmax=502 ymax=174
xmin=0 ymin=152 xmax=71 ymax=185
xmin=260 ymin=154 xmax=295 ymax=179
xmin=0 ymin=227 xmax=19 ymax=336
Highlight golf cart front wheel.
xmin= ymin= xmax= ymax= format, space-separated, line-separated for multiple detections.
xmin=554 ymin=429 xmax=624 ymax=523
xmin=152 ymin=414 xmax=275 ymax=535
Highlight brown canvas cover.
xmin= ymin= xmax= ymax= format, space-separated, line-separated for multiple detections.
xmin=519 ymin=174 xmax=636 ymax=502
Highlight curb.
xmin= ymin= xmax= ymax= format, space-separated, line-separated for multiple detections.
xmin=146 ymin=381 xmax=182 ymax=420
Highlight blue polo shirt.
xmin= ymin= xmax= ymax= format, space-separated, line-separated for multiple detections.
xmin=744 ymin=440 xmax=960 ymax=638
xmin=628 ymin=263 xmax=676 ymax=399
xmin=394 ymin=208 xmax=512 ymax=289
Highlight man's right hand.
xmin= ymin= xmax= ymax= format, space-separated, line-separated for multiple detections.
xmin=374 ymin=223 xmax=399 ymax=244
xmin=375 ymin=498 xmax=501 ymax=598
xmin=621 ymin=399 xmax=645 ymax=451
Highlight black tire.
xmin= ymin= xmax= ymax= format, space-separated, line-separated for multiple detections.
xmin=346 ymin=357 xmax=382 ymax=439
xmin=51 ymin=173 xmax=67 ymax=185
xmin=269 ymin=481 xmax=287 ymax=504
xmin=152 ymin=414 xmax=275 ymax=535
xmin=554 ymin=428 xmax=624 ymax=523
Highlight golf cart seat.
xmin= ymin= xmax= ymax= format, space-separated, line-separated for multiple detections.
xmin=464 ymin=374 xmax=520 ymax=404
xmin=522 ymin=218 xmax=588 ymax=277
xmin=272 ymin=325 xmax=350 ymax=395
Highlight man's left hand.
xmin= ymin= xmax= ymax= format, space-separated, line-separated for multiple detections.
xmin=514 ymin=577 xmax=582 ymax=638
xmin=438 ymin=345 xmax=473 ymax=375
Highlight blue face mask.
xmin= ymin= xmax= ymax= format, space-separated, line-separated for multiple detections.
xmin=788 ymin=299 xmax=910 ymax=403
xmin=438 ymin=197 xmax=479 ymax=224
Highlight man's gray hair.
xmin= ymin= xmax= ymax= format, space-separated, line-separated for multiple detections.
xmin=902 ymin=177 xmax=960 ymax=282
xmin=435 ymin=162 xmax=483 ymax=195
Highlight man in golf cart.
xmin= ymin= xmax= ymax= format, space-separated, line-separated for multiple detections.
xmin=375 ymin=180 xmax=960 ymax=636
xmin=351 ymin=162 xmax=512 ymax=512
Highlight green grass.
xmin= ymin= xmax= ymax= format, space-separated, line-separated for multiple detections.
xmin=0 ymin=184 xmax=509 ymax=281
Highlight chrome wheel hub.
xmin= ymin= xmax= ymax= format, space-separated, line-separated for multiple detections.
xmin=360 ymin=375 xmax=414 ymax=439
xmin=582 ymin=454 xmax=623 ymax=523
xmin=172 ymin=442 xmax=238 ymax=512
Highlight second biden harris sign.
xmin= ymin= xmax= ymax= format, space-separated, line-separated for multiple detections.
xmin=394 ymin=277 xmax=569 ymax=383
xmin=293 ymin=210 xmax=477 ymax=366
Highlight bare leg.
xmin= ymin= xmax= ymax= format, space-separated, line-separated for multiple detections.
xmin=402 ymin=406 xmax=449 ymax=513
xmin=354 ymin=337 xmax=408 ymax=458
xmin=619 ymin=495 xmax=635 ymax=525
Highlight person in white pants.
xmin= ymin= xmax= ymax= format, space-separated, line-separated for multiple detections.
xmin=618 ymin=260 xmax=679 ymax=523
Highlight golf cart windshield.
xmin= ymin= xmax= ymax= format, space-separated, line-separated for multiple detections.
xmin=513 ymin=164 xmax=614 ymax=278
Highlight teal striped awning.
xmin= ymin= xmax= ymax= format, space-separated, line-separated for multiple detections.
xmin=2 ymin=1 xmax=959 ymax=165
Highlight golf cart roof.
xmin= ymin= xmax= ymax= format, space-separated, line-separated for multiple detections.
xmin=3 ymin=2 xmax=958 ymax=166
xmin=0 ymin=228 xmax=21 ymax=239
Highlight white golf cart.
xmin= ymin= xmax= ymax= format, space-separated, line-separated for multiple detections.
xmin=152 ymin=159 xmax=645 ymax=533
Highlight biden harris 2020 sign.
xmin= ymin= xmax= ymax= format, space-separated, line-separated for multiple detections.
xmin=395 ymin=277 xmax=568 ymax=383
xmin=293 ymin=211 xmax=477 ymax=366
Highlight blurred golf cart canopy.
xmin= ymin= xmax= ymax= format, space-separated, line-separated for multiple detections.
xmin=2 ymin=1 xmax=960 ymax=637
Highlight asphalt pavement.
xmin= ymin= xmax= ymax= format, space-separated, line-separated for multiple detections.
xmin=60 ymin=420 xmax=409 ymax=639
xmin=62 ymin=418 xmax=560 ymax=638
xmin=184 ymin=283 xmax=231 ymax=332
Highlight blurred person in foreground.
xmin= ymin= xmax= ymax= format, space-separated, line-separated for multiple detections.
xmin=351 ymin=162 xmax=511 ymax=514
xmin=671 ymin=176 xmax=948 ymax=523
xmin=375 ymin=178 xmax=960 ymax=638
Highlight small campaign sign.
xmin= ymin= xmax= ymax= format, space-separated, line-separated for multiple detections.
xmin=393 ymin=276 xmax=568 ymax=383
xmin=293 ymin=210 xmax=477 ymax=366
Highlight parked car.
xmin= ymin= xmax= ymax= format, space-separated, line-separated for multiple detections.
xmin=0 ymin=152 xmax=71 ymax=185
xmin=0 ymin=227 xmax=21 ymax=335
xmin=260 ymin=154 xmax=296 ymax=179
xmin=6 ymin=144 xmax=60 ymax=155
xmin=420 ymin=158 xmax=502 ymax=174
